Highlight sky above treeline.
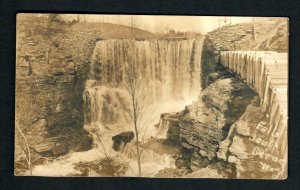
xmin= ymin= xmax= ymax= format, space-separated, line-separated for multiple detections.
xmin=40 ymin=14 xmax=274 ymax=33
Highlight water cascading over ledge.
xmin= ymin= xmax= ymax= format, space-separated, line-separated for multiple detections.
xmin=90 ymin=38 xmax=203 ymax=100
xmin=81 ymin=37 xmax=204 ymax=176
xmin=84 ymin=37 xmax=203 ymax=129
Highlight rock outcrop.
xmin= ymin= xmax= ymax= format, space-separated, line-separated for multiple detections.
xmin=16 ymin=16 xmax=103 ymax=159
xmin=157 ymin=69 xmax=256 ymax=177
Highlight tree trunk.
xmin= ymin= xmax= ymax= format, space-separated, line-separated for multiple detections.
xmin=132 ymin=94 xmax=142 ymax=176
xmin=134 ymin=120 xmax=142 ymax=176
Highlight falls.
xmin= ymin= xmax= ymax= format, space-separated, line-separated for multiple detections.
xmin=82 ymin=37 xmax=203 ymax=176
xmin=84 ymin=37 xmax=203 ymax=133
xmin=89 ymin=38 xmax=203 ymax=101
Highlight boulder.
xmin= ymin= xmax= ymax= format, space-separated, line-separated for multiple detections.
xmin=207 ymin=72 xmax=221 ymax=85
xmin=55 ymin=104 xmax=63 ymax=113
xmin=112 ymin=131 xmax=134 ymax=151
xmin=154 ymin=168 xmax=182 ymax=178
xmin=73 ymin=138 xmax=93 ymax=152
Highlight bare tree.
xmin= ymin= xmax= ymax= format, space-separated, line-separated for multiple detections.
xmin=121 ymin=57 xmax=147 ymax=176
xmin=90 ymin=126 xmax=110 ymax=160
xmin=15 ymin=122 xmax=45 ymax=175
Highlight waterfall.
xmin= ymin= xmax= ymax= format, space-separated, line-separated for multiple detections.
xmin=83 ymin=37 xmax=203 ymax=175
xmin=84 ymin=37 xmax=203 ymax=134
xmin=89 ymin=38 xmax=203 ymax=102
xmin=31 ymin=37 xmax=204 ymax=177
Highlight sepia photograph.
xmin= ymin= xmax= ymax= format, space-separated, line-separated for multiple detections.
xmin=15 ymin=13 xmax=288 ymax=179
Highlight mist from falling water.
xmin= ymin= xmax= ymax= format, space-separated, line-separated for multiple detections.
xmin=82 ymin=85 xmax=193 ymax=176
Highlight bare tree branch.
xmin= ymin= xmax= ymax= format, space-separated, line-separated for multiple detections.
xmin=119 ymin=49 xmax=150 ymax=176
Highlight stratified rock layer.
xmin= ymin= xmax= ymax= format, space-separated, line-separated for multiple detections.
xmin=157 ymin=72 xmax=256 ymax=177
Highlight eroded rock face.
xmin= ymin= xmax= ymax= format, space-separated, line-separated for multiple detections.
xmin=112 ymin=131 xmax=135 ymax=151
xmin=16 ymin=18 xmax=100 ymax=158
xmin=157 ymin=73 xmax=256 ymax=177
xmin=184 ymin=77 xmax=255 ymax=163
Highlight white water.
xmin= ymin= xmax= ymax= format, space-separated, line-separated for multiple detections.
xmin=31 ymin=99 xmax=189 ymax=177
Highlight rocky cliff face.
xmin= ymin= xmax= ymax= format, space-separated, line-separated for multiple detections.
xmin=15 ymin=20 xmax=103 ymax=159
xmin=157 ymin=70 xmax=256 ymax=177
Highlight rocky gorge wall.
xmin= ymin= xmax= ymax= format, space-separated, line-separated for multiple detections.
xmin=157 ymin=72 xmax=256 ymax=178
xmin=15 ymin=19 xmax=103 ymax=162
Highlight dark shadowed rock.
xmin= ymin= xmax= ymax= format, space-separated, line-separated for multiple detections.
xmin=112 ymin=131 xmax=135 ymax=151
